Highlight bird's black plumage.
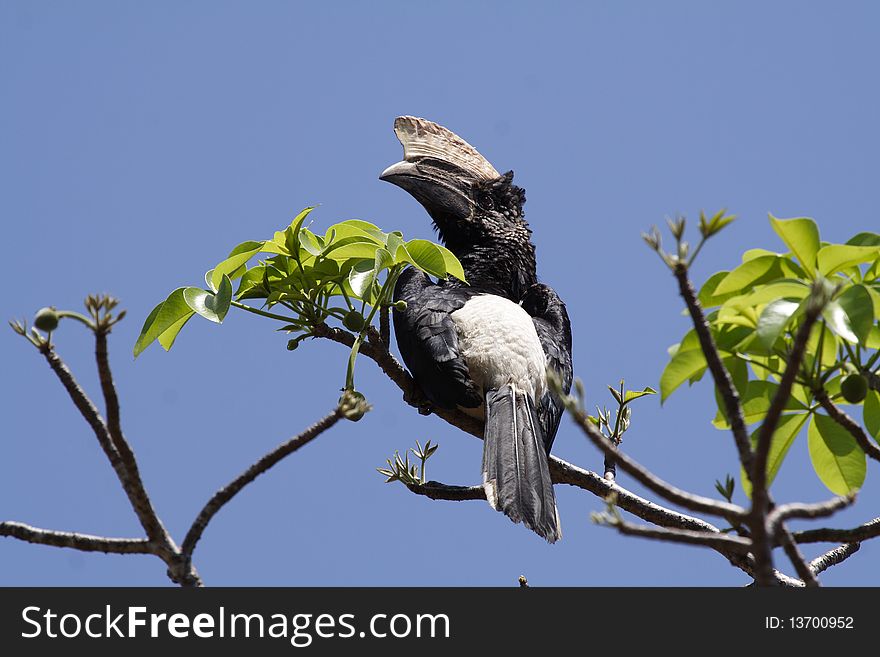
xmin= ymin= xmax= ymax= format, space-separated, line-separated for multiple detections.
xmin=382 ymin=116 xmax=573 ymax=542
xmin=521 ymin=283 xmax=573 ymax=453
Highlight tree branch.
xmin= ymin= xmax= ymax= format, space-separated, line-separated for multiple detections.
xmin=568 ymin=406 xmax=747 ymax=520
xmin=791 ymin=516 xmax=880 ymax=544
xmin=776 ymin=525 xmax=819 ymax=587
xmin=181 ymin=406 xmax=346 ymax=561
xmin=750 ymin=305 xmax=821 ymax=585
xmin=809 ymin=542 xmax=861 ymax=576
xmin=0 ymin=521 xmax=154 ymax=555
xmin=38 ymin=341 xmax=200 ymax=586
xmin=767 ymin=496 xmax=855 ymax=531
xmin=404 ymin=481 xmax=486 ymax=501
xmin=599 ymin=517 xmax=753 ymax=554
xmin=815 ymin=389 xmax=880 ymax=462
xmin=672 ymin=264 xmax=752 ymax=471
xmin=94 ymin=330 xmax=175 ymax=548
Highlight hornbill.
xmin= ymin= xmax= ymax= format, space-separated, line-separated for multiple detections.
xmin=381 ymin=116 xmax=573 ymax=543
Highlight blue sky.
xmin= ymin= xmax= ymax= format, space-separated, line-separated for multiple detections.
xmin=2 ymin=1 xmax=878 ymax=586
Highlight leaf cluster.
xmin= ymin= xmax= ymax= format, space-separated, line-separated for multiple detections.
xmin=662 ymin=215 xmax=880 ymax=496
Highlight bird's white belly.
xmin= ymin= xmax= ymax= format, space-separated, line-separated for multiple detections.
xmin=450 ymin=294 xmax=547 ymax=403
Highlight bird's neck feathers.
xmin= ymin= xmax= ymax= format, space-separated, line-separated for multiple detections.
xmin=436 ymin=172 xmax=537 ymax=300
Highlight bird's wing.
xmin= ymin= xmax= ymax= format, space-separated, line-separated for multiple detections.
xmin=532 ymin=315 xmax=573 ymax=453
xmin=392 ymin=268 xmax=483 ymax=409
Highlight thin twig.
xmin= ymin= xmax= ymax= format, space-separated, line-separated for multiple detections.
xmin=1 ymin=521 xmax=154 ymax=555
xmin=809 ymin=543 xmax=861 ymax=575
xmin=815 ymin=390 xmax=880 ymax=462
xmin=181 ymin=407 xmax=345 ymax=561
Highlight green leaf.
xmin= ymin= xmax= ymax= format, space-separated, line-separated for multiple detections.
xmin=769 ymin=214 xmax=820 ymax=277
xmin=183 ymin=275 xmax=233 ymax=324
xmin=713 ymin=255 xmax=779 ymax=296
xmin=157 ymin=311 xmax=194 ymax=351
xmin=348 ymin=260 xmax=377 ymax=298
xmin=698 ymin=271 xmax=734 ymax=308
xmin=403 ymin=239 xmax=448 ymax=278
xmin=324 ymin=241 xmax=383 ymax=261
xmin=836 ymin=284 xmax=874 ymax=345
xmin=755 ymin=299 xmax=801 ymax=350
xmin=716 ymin=380 xmax=809 ymax=430
xmin=133 ymin=288 xmax=195 ymax=357
xmin=742 ymin=248 xmax=779 ymax=262
xmin=808 ymin=413 xmax=867 ymax=495
xmin=816 ymin=244 xmax=880 ymax=277
xmin=740 ymin=280 xmax=810 ymax=307
xmin=348 ymin=248 xmax=394 ymax=301
xmin=660 ymin=349 xmax=707 ymax=403
xmin=866 ymin=324 xmax=880 ymax=349
xmin=384 ymin=231 xmax=405 ymax=259
xmin=436 ymin=244 xmax=466 ymax=282
xmin=299 ymin=229 xmax=324 ymax=256
xmin=623 ymin=387 xmax=657 ymax=403
xmin=846 ymin=232 xmax=880 ymax=247
xmin=865 ymin=389 xmax=880 ymax=441
xmin=741 ymin=413 xmax=809 ymax=498
xmin=212 ymin=241 xmax=264 ymax=290
xmin=823 ymin=299 xmax=859 ymax=343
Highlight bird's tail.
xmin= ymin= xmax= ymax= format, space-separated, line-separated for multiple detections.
xmin=482 ymin=383 xmax=561 ymax=543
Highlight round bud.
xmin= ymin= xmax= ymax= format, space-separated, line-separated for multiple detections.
xmin=286 ymin=339 xmax=299 ymax=351
xmin=342 ymin=310 xmax=366 ymax=332
xmin=393 ymin=300 xmax=408 ymax=311
xmin=840 ymin=373 xmax=868 ymax=404
xmin=33 ymin=307 xmax=59 ymax=332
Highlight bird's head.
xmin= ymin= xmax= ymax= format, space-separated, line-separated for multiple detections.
xmin=380 ymin=116 xmax=528 ymax=252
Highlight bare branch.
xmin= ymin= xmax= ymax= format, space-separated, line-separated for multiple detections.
xmin=599 ymin=517 xmax=753 ymax=554
xmin=39 ymin=344 xmax=172 ymax=547
xmin=792 ymin=516 xmax=880 ymax=544
xmin=181 ymin=406 xmax=345 ymax=561
xmin=569 ymin=407 xmax=747 ymax=520
xmin=404 ymin=481 xmax=486 ymax=501
xmin=750 ymin=305 xmax=821 ymax=585
xmin=37 ymin=341 xmax=200 ymax=587
xmin=672 ymin=264 xmax=752 ymax=471
xmin=810 ymin=542 xmax=861 ymax=576
xmin=777 ymin=525 xmax=819 ymax=587
xmin=1 ymin=521 xmax=153 ymax=555
xmin=768 ymin=496 xmax=855 ymax=531
xmin=815 ymin=389 xmax=880 ymax=462
xmin=94 ymin=330 xmax=175 ymax=548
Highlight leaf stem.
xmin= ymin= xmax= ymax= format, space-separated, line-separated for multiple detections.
xmin=230 ymin=301 xmax=297 ymax=323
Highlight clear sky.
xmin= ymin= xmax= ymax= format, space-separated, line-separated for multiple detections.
xmin=2 ymin=1 xmax=878 ymax=586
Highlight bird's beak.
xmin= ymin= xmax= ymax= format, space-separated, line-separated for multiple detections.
xmin=379 ymin=160 xmax=418 ymax=184
xmin=380 ymin=159 xmax=473 ymax=222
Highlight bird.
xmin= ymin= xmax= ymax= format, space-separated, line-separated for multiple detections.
xmin=380 ymin=116 xmax=573 ymax=542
